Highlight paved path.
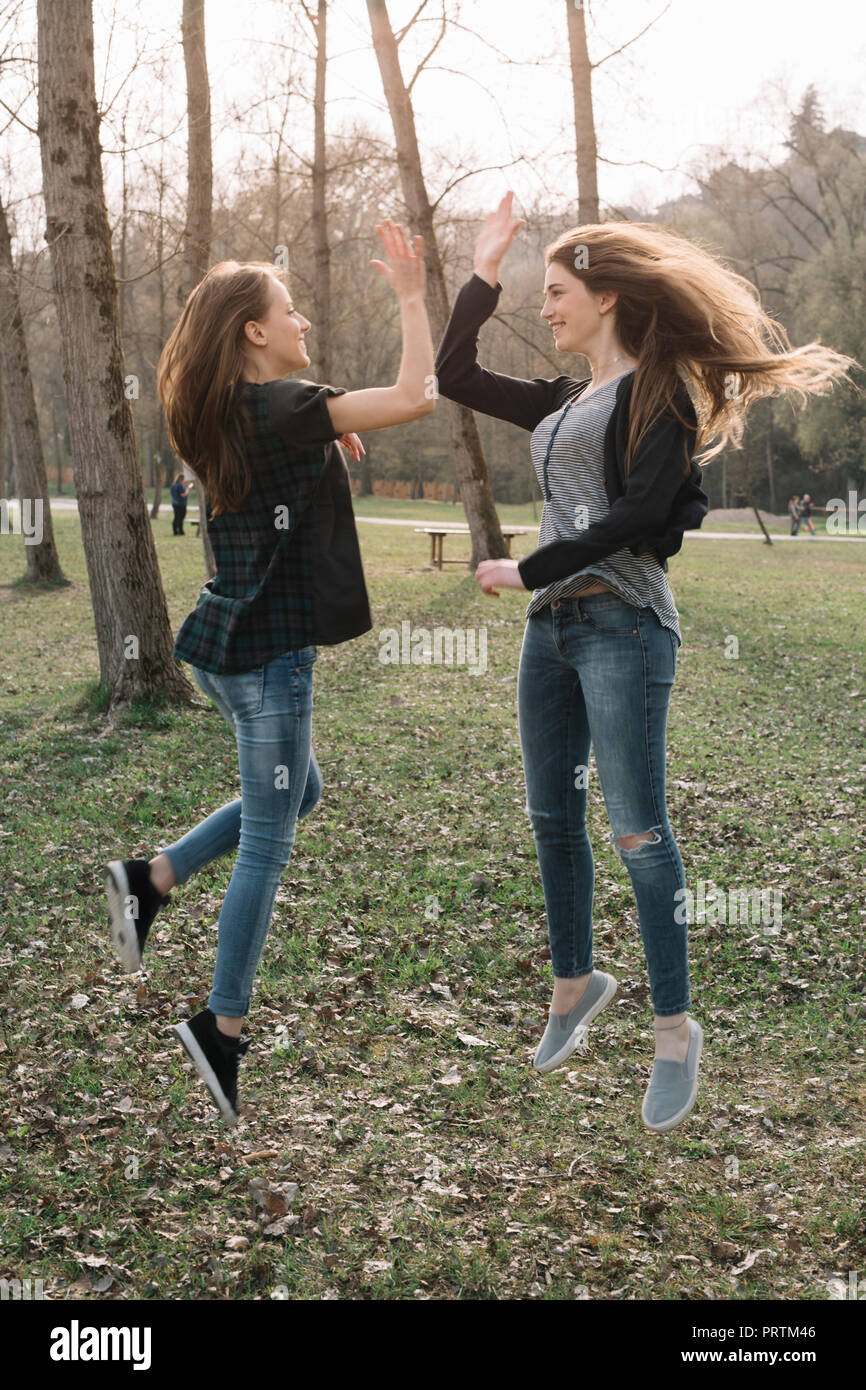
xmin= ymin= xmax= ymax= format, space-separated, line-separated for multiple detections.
xmin=40 ymin=497 xmax=864 ymax=542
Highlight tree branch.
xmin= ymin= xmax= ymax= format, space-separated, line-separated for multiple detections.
xmin=591 ymin=1 xmax=673 ymax=70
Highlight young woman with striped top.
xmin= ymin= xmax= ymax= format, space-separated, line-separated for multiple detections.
xmin=435 ymin=192 xmax=857 ymax=1132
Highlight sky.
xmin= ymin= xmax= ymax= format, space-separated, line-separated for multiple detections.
xmin=10 ymin=0 xmax=866 ymax=230
xmin=184 ymin=0 xmax=866 ymax=215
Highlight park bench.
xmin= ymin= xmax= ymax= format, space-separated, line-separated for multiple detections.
xmin=414 ymin=524 xmax=533 ymax=569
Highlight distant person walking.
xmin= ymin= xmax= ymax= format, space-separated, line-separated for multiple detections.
xmin=170 ymin=473 xmax=189 ymax=534
xmin=788 ymin=494 xmax=802 ymax=535
xmin=799 ymin=493 xmax=816 ymax=536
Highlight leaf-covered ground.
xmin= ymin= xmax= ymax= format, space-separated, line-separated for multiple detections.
xmin=0 ymin=512 xmax=863 ymax=1300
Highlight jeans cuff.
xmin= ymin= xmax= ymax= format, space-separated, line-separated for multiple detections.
xmin=159 ymin=845 xmax=191 ymax=888
xmin=208 ymin=990 xmax=249 ymax=1018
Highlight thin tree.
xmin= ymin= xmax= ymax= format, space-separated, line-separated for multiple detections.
xmin=565 ymin=1 xmax=672 ymax=223
xmin=180 ymin=0 xmax=216 ymax=578
xmin=0 ymin=191 xmax=66 ymax=581
xmin=366 ymin=0 xmax=506 ymax=565
xmin=300 ymin=1 xmax=333 ymax=381
xmin=36 ymin=0 xmax=191 ymax=705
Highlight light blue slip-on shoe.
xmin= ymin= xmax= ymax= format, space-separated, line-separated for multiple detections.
xmin=532 ymin=969 xmax=618 ymax=1074
xmin=641 ymin=1017 xmax=703 ymax=1133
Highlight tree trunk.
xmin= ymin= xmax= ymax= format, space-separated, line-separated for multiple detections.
xmin=0 ymin=194 xmax=66 ymax=581
xmin=565 ymin=0 xmax=600 ymax=223
xmin=50 ymin=393 xmax=63 ymax=494
xmin=310 ymin=0 xmax=331 ymax=382
xmin=180 ymin=0 xmax=216 ymax=580
xmin=765 ymin=408 xmax=776 ymax=515
xmin=151 ymin=174 xmax=167 ymax=519
xmin=0 ymin=371 xmax=11 ymax=496
xmin=37 ymin=0 xmax=191 ymax=704
xmin=745 ymin=486 xmax=772 ymax=545
xmin=365 ymin=0 xmax=506 ymax=566
xmin=752 ymin=503 xmax=772 ymax=544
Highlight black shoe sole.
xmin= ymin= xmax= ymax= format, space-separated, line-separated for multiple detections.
xmin=173 ymin=1020 xmax=240 ymax=1126
xmin=105 ymin=860 xmax=142 ymax=973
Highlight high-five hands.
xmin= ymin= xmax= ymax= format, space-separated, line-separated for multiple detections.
xmin=474 ymin=191 xmax=526 ymax=284
xmin=370 ymin=220 xmax=426 ymax=300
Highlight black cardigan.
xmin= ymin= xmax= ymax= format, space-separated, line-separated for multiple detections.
xmin=434 ymin=272 xmax=709 ymax=591
xmin=308 ymin=440 xmax=374 ymax=645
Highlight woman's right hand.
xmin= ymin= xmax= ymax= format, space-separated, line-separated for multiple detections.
xmin=473 ymin=191 xmax=526 ymax=284
xmin=370 ymin=220 xmax=426 ymax=300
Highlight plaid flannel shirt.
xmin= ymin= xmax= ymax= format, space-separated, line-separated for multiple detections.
xmin=173 ymin=377 xmax=361 ymax=675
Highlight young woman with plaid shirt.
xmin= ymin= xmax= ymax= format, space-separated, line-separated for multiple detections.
xmin=105 ymin=222 xmax=435 ymax=1124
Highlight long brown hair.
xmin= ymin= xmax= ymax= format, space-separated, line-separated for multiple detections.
xmin=157 ymin=261 xmax=288 ymax=515
xmin=544 ymin=221 xmax=861 ymax=476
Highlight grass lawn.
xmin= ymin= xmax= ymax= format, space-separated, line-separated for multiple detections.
xmin=0 ymin=511 xmax=863 ymax=1301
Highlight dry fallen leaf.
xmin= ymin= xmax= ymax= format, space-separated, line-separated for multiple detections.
xmin=731 ymin=1249 xmax=774 ymax=1276
xmin=437 ymin=1065 xmax=462 ymax=1086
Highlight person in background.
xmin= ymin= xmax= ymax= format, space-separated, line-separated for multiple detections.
xmin=788 ymin=494 xmax=801 ymax=535
xmin=170 ymin=472 xmax=190 ymax=535
xmin=799 ymin=493 xmax=816 ymax=536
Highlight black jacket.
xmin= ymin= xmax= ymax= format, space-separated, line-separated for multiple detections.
xmin=434 ymin=272 xmax=709 ymax=591
xmin=308 ymin=439 xmax=374 ymax=645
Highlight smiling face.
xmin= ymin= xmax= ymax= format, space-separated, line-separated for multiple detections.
xmin=243 ymin=275 xmax=311 ymax=378
xmin=539 ymin=260 xmax=618 ymax=357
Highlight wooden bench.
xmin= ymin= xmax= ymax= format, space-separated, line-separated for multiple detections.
xmin=414 ymin=525 xmax=533 ymax=570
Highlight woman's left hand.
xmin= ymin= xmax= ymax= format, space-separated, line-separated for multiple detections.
xmin=475 ymin=558 xmax=526 ymax=596
xmin=337 ymin=433 xmax=366 ymax=462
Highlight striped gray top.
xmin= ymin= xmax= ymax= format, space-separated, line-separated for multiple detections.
xmin=525 ymin=369 xmax=682 ymax=647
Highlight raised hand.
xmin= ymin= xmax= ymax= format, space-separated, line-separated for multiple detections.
xmin=370 ymin=220 xmax=426 ymax=300
xmin=473 ymin=191 xmax=526 ymax=284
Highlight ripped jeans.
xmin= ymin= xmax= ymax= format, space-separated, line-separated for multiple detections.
xmin=517 ymin=592 xmax=689 ymax=1016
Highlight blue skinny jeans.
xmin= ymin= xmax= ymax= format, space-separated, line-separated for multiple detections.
xmin=517 ymin=591 xmax=690 ymax=1016
xmin=162 ymin=648 xmax=322 ymax=1016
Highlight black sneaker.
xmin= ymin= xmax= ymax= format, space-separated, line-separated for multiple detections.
xmin=173 ymin=1008 xmax=250 ymax=1126
xmin=105 ymin=858 xmax=171 ymax=973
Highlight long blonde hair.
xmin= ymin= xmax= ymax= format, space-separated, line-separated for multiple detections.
xmin=545 ymin=221 xmax=861 ymax=475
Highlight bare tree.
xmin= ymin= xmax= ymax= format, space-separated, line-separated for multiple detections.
xmin=36 ymin=0 xmax=191 ymax=706
xmin=366 ymin=0 xmax=506 ymax=565
xmin=565 ymin=1 xmax=671 ymax=221
xmin=148 ymin=114 xmax=175 ymax=518
xmin=0 ymin=191 xmax=65 ymax=581
xmin=565 ymin=1 xmax=599 ymax=223
xmin=1 ymin=368 xmax=10 ymax=495
xmin=180 ymin=0 xmax=216 ymax=578
xmin=300 ymin=1 xmax=332 ymax=381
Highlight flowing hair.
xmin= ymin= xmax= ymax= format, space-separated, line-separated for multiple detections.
xmin=157 ymin=260 xmax=288 ymax=516
xmin=544 ymin=221 xmax=861 ymax=476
